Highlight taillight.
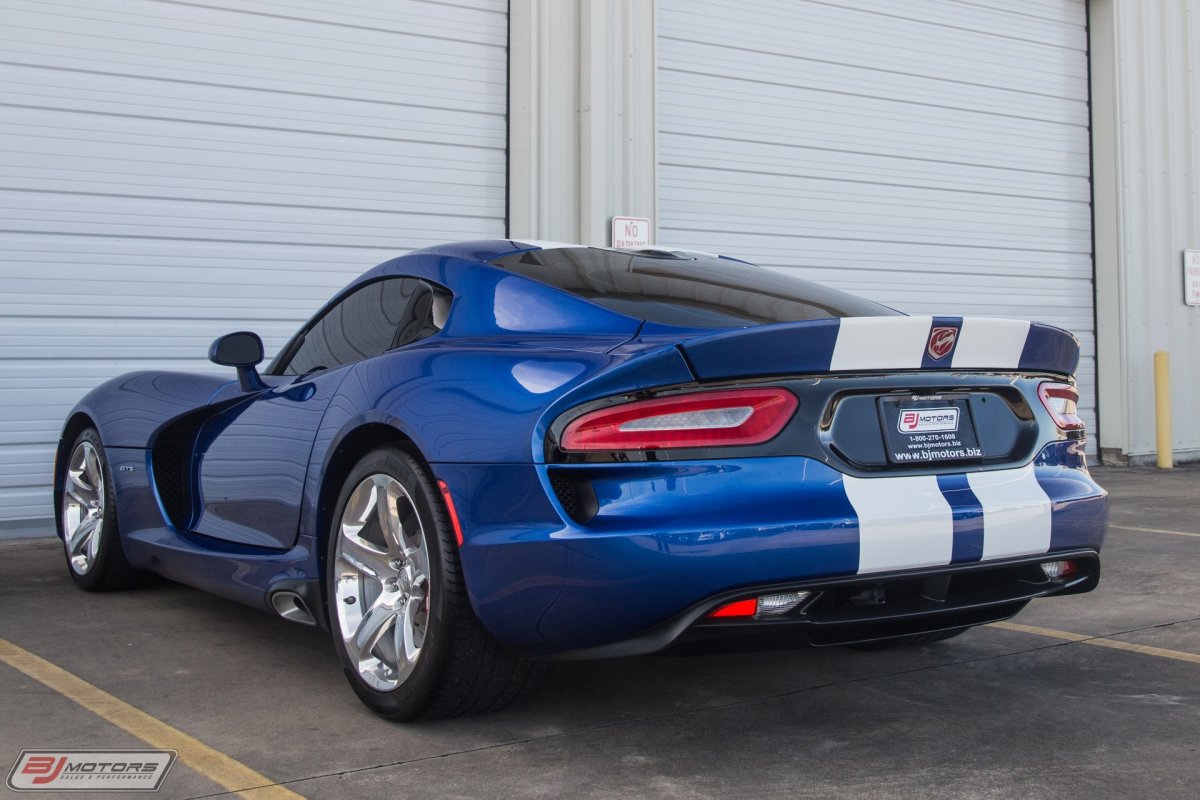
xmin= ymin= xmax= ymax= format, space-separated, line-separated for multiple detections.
xmin=707 ymin=598 xmax=759 ymax=618
xmin=560 ymin=388 xmax=799 ymax=451
xmin=1038 ymin=382 xmax=1084 ymax=431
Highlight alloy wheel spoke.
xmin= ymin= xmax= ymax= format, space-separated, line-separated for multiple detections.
xmin=68 ymin=514 xmax=98 ymax=555
xmin=405 ymin=542 xmax=430 ymax=587
xmin=66 ymin=473 xmax=97 ymax=507
xmin=339 ymin=532 xmax=393 ymax=580
xmin=341 ymin=481 xmax=377 ymax=539
xmin=86 ymin=517 xmax=103 ymax=561
xmin=352 ymin=600 xmax=397 ymax=662
xmin=398 ymin=600 xmax=417 ymax=663
xmin=83 ymin=446 xmax=103 ymax=491
xmin=373 ymin=476 xmax=405 ymax=558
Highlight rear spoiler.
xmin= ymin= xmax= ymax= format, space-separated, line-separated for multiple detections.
xmin=679 ymin=316 xmax=1080 ymax=381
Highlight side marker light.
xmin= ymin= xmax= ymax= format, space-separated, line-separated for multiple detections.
xmin=437 ymin=480 xmax=464 ymax=547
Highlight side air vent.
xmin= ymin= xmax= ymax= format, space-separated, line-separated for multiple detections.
xmin=548 ymin=470 xmax=598 ymax=524
xmin=151 ymin=435 xmax=192 ymax=530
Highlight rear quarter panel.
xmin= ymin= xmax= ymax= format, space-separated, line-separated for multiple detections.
xmin=297 ymin=338 xmax=699 ymax=589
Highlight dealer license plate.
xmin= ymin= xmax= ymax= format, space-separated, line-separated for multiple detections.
xmin=879 ymin=395 xmax=982 ymax=465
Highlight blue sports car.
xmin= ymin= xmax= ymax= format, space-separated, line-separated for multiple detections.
xmin=55 ymin=240 xmax=1108 ymax=720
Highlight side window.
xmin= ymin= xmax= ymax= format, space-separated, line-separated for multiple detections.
xmin=282 ymin=278 xmax=447 ymax=376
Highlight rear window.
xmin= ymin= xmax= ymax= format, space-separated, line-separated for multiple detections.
xmin=491 ymin=248 xmax=897 ymax=328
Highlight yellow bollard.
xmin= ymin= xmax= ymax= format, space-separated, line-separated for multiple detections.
xmin=1154 ymin=350 xmax=1173 ymax=469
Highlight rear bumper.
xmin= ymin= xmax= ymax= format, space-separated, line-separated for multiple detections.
xmin=552 ymin=549 xmax=1099 ymax=659
xmin=439 ymin=441 xmax=1107 ymax=655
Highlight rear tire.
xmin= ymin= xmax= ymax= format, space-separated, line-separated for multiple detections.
xmin=846 ymin=627 xmax=970 ymax=651
xmin=60 ymin=428 xmax=155 ymax=591
xmin=325 ymin=445 xmax=548 ymax=720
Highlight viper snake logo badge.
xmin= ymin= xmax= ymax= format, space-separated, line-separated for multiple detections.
xmin=927 ymin=326 xmax=958 ymax=361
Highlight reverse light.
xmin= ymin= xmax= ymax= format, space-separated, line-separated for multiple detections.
xmin=1038 ymin=382 xmax=1085 ymax=431
xmin=755 ymin=591 xmax=811 ymax=616
xmin=560 ymin=388 xmax=799 ymax=451
xmin=1041 ymin=560 xmax=1078 ymax=580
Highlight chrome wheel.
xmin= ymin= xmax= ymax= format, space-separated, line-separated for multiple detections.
xmin=334 ymin=473 xmax=431 ymax=691
xmin=62 ymin=440 xmax=106 ymax=575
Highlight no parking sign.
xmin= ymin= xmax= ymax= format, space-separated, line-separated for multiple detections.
xmin=611 ymin=216 xmax=650 ymax=248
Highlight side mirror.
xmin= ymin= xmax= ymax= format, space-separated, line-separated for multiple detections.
xmin=209 ymin=331 xmax=267 ymax=392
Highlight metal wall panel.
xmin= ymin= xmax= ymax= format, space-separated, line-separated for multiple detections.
xmin=657 ymin=0 xmax=1095 ymax=442
xmin=0 ymin=0 xmax=507 ymax=524
xmin=1093 ymin=0 xmax=1200 ymax=462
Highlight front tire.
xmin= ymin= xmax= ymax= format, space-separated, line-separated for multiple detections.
xmin=59 ymin=428 xmax=153 ymax=591
xmin=325 ymin=446 xmax=546 ymax=720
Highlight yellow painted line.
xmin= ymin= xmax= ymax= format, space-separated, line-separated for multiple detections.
xmin=0 ymin=637 xmax=305 ymax=800
xmin=990 ymin=621 xmax=1200 ymax=665
xmin=1109 ymin=524 xmax=1200 ymax=539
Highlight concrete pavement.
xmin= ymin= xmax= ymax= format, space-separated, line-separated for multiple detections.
xmin=1 ymin=465 xmax=1197 ymax=799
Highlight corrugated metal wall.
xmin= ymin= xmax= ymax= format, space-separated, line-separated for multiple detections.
xmin=0 ymin=0 xmax=508 ymax=525
xmin=656 ymin=0 xmax=1095 ymax=435
xmin=1093 ymin=0 xmax=1200 ymax=462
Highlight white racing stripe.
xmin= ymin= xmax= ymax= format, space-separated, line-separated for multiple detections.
xmin=950 ymin=318 xmax=1030 ymax=369
xmin=830 ymin=316 xmax=932 ymax=371
xmin=968 ymin=465 xmax=1052 ymax=559
xmin=829 ymin=316 xmax=1038 ymax=372
xmin=843 ymin=474 xmax=954 ymax=574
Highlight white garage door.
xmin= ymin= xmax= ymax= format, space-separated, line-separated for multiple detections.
xmin=658 ymin=0 xmax=1095 ymax=438
xmin=0 ymin=0 xmax=507 ymax=527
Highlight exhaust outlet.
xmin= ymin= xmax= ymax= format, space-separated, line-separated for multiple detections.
xmin=271 ymin=590 xmax=317 ymax=626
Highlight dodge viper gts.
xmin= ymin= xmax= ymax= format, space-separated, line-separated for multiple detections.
xmin=54 ymin=240 xmax=1108 ymax=719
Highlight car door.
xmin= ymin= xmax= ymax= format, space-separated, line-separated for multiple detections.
xmin=193 ymin=277 xmax=438 ymax=549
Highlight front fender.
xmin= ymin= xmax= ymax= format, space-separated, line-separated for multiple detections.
xmin=66 ymin=371 xmax=232 ymax=449
xmin=54 ymin=371 xmax=233 ymax=533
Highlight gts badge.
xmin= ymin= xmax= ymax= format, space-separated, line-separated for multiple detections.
xmin=118 ymin=465 xmax=136 ymax=472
